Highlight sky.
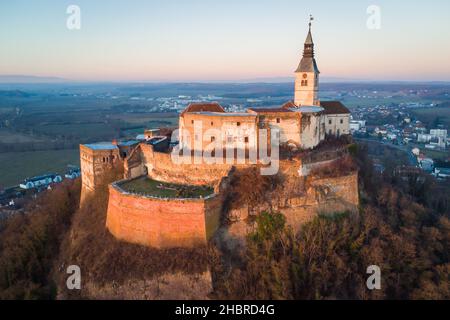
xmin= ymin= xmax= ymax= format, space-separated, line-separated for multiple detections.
xmin=0 ymin=0 xmax=449 ymax=82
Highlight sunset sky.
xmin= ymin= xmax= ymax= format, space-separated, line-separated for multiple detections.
xmin=1 ymin=0 xmax=449 ymax=82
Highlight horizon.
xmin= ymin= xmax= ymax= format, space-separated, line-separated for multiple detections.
xmin=1 ymin=74 xmax=450 ymax=85
xmin=1 ymin=0 xmax=450 ymax=82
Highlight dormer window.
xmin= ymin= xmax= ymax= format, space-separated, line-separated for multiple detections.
xmin=237 ymin=122 xmax=241 ymax=126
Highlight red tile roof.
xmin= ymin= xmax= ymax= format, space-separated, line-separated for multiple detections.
xmin=320 ymin=101 xmax=350 ymax=114
xmin=281 ymin=101 xmax=297 ymax=110
xmin=181 ymin=103 xmax=225 ymax=115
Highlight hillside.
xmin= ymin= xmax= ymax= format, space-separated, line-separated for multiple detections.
xmin=0 ymin=143 xmax=448 ymax=299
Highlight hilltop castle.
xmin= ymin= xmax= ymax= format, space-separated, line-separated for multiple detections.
xmin=79 ymin=23 xmax=356 ymax=249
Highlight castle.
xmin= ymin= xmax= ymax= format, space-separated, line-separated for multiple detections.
xmin=79 ymin=22 xmax=357 ymax=249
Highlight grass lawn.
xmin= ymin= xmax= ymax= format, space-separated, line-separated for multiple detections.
xmin=119 ymin=177 xmax=214 ymax=198
xmin=0 ymin=149 xmax=80 ymax=188
xmin=0 ymin=129 xmax=47 ymax=143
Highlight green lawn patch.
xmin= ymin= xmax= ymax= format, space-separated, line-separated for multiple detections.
xmin=119 ymin=177 xmax=214 ymax=199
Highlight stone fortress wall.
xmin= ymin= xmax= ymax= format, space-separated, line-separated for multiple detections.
xmin=106 ymin=180 xmax=222 ymax=248
xmin=101 ymin=142 xmax=359 ymax=249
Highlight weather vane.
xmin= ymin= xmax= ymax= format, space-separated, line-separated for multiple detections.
xmin=309 ymin=14 xmax=314 ymax=28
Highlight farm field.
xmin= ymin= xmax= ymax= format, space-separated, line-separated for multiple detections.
xmin=0 ymin=149 xmax=80 ymax=188
xmin=0 ymin=129 xmax=46 ymax=143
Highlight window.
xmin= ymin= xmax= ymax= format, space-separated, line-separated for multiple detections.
xmin=191 ymin=120 xmax=194 ymax=124
xmin=340 ymin=119 xmax=343 ymax=124
xmin=244 ymin=137 xmax=249 ymax=143
xmin=227 ymin=136 xmax=233 ymax=143
xmin=211 ymin=136 xmax=215 ymax=142
xmin=195 ymin=134 xmax=199 ymax=141
xmin=328 ymin=119 xmax=332 ymax=125
xmin=211 ymin=121 xmax=214 ymax=126
xmin=329 ymin=129 xmax=332 ymax=135
xmin=301 ymin=80 xmax=308 ymax=86
xmin=276 ymin=118 xmax=280 ymax=123
xmin=237 ymin=122 xmax=241 ymax=126
xmin=337 ymin=129 xmax=340 ymax=137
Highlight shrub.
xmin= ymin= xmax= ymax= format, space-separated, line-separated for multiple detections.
xmin=0 ymin=179 xmax=80 ymax=299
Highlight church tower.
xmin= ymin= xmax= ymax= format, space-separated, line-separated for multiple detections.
xmin=294 ymin=16 xmax=320 ymax=106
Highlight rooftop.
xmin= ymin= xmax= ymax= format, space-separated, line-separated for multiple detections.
xmin=23 ymin=174 xmax=58 ymax=183
xmin=320 ymin=101 xmax=351 ymax=114
xmin=289 ymin=106 xmax=324 ymax=113
xmin=84 ymin=142 xmax=117 ymax=150
xmin=181 ymin=102 xmax=225 ymax=115
xmin=83 ymin=140 xmax=139 ymax=150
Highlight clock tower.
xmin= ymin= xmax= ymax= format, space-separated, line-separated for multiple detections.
xmin=294 ymin=17 xmax=320 ymax=106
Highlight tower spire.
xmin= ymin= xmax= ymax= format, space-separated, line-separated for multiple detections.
xmin=294 ymin=15 xmax=320 ymax=106
xmin=304 ymin=15 xmax=314 ymax=56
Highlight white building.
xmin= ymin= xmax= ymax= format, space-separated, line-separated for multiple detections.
xmin=321 ymin=102 xmax=350 ymax=137
xmin=20 ymin=174 xmax=62 ymax=190
xmin=430 ymin=129 xmax=447 ymax=138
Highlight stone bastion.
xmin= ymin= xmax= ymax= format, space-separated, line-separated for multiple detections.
xmin=106 ymin=180 xmax=222 ymax=249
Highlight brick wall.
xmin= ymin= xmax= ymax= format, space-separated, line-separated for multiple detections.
xmin=140 ymin=143 xmax=238 ymax=185
xmin=106 ymin=183 xmax=222 ymax=249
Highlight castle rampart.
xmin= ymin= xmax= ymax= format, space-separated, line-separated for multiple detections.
xmin=106 ymin=181 xmax=222 ymax=248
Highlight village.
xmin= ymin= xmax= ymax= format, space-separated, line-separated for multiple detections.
xmin=0 ymin=166 xmax=80 ymax=214
xmin=349 ymin=102 xmax=449 ymax=179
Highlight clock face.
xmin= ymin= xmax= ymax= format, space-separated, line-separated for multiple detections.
xmin=303 ymin=73 xmax=308 ymax=79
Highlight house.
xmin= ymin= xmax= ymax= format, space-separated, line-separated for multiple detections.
xmin=321 ymin=101 xmax=350 ymax=137
xmin=65 ymin=167 xmax=81 ymax=179
xmin=19 ymin=174 xmax=62 ymax=190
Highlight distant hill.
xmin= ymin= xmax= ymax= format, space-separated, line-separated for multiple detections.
xmin=0 ymin=89 xmax=34 ymax=97
xmin=0 ymin=75 xmax=67 ymax=83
